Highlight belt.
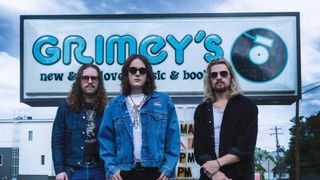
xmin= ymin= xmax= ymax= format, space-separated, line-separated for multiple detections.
xmin=133 ymin=162 xmax=158 ymax=171
xmin=84 ymin=157 xmax=97 ymax=165
xmin=134 ymin=162 xmax=145 ymax=171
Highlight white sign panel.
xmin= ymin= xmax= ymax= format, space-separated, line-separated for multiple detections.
xmin=261 ymin=158 xmax=276 ymax=171
xmin=21 ymin=13 xmax=300 ymax=106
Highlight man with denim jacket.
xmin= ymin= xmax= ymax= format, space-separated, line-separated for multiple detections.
xmin=98 ymin=54 xmax=180 ymax=180
xmin=51 ymin=64 xmax=108 ymax=180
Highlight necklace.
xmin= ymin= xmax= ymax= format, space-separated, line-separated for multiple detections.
xmin=129 ymin=95 xmax=146 ymax=129
xmin=88 ymin=106 xmax=96 ymax=119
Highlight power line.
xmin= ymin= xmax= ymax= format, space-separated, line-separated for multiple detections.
xmin=302 ymin=81 xmax=320 ymax=89
xmin=302 ymin=84 xmax=320 ymax=94
xmin=302 ymin=80 xmax=320 ymax=95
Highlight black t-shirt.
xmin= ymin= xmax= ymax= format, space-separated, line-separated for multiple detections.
xmin=83 ymin=103 xmax=99 ymax=162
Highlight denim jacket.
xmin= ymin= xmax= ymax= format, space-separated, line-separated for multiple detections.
xmin=98 ymin=91 xmax=180 ymax=179
xmin=51 ymin=100 xmax=103 ymax=174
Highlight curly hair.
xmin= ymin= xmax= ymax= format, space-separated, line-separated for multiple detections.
xmin=67 ymin=64 xmax=108 ymax=115
xmin=203 ymin=58 xmax=241 ymax=102
xmin=121 ymin=54 xmax=156 ymax=96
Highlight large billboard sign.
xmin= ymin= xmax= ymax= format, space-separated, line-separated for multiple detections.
xmin=20 ymin=13 xmax=300 ymax=106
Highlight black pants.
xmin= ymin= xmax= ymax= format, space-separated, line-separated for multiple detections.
xmin=120 ymin=168 xmax=161 ymax=180
xmin=200 ymin=170 xmax=252 ymax=180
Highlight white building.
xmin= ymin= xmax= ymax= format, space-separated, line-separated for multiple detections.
xmin=0 ymin=116 xmax=55 ymax=180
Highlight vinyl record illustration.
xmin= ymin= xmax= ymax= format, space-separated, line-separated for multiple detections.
xmin=231 ymin=28 xmax=288 ymax=82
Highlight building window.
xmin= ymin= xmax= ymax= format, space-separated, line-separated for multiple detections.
xmin=0 ymin=154 xmax=3 ymax=166
xmin=28 ymin=131 xmax=33 ymax=141
xmin=41 ymin=155 xmax=45 ymax=165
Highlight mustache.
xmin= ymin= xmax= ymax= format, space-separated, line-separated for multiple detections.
xmin=215 ymin=79 xmax=225 ymax=85
xmin=85 ymin=84 xmax=95 ymax=88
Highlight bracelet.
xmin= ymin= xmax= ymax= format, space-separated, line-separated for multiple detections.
xmin=216 ymin=159 xmax=221 ymax=168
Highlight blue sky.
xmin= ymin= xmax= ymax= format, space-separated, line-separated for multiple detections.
xmin=1 ymin=0 xmax=320 ymax=151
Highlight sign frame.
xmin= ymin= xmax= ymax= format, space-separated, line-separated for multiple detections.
xmin=20 ymin=12 xmax=301 ymax=106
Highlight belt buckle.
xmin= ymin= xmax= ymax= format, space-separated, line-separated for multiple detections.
xmin=84 ymin=161 xmax=93 ymax=165
xmin=134 ymin=162 xmax=145 ymax=171
xmin=84 ymin=157 xmax=95 ymax=165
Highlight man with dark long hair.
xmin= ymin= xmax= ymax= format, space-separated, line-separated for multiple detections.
xmin=194 ymin=58 xmax=258 ymax=180
xmin=99 ymin=54 xmax=180 ymax=180
xmin=52 ymin=64 xmax=108 ymax=180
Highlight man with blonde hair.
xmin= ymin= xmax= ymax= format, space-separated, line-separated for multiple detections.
xmin=194 ymin=58 xmax=258 ymax=180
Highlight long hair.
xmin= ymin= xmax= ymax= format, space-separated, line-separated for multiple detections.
xmin=67 ymin=64 xmax=108 ymax=115
xmin=121 ymin=54 xmax=156 ymax=96
xmin=203 ymin=58 xmax=241 ymax=102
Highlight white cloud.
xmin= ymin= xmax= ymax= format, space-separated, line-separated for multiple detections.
xmin=0 ymin=52 xmax=29 ymax=118
xmin=213 ymin=0 xmax=320 ymax=85
xmin=0 ymin=52 xmax=19 ymax=89
xmin=0 ymin=52 xmax=57 ymax=119
xmin=256 ymin=105 xmax=295 ymax=150
xmin=0 ymin=0 xmax=89 ymax=15
xmin=0 ymin=0 xmax=88 ymax=119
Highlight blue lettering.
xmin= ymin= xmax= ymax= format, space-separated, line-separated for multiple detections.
xmin=32 ymin=35 xmax=61 ymax=65
xmin=139 ymin=35 xmax=167 ymax=65
xmin=194 ymin=30 xmax=206 ymax=43
xmin=166 ymin=35 xmax=192 ymax=65
xmin=63 ymin=35 xmax=93 ymax=65
xmin=203 ymin=34 xmax=223 ymax=62
xmin=106 ymin=35 xmax=137 ymax=65
xmin=95 ymin=35 xmax=104 ymax=65
xmin=32 ymin=30 xmax=225 ymax=65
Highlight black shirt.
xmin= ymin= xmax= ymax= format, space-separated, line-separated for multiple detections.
xmin=83 ymin=103 xmax=99 ymax=162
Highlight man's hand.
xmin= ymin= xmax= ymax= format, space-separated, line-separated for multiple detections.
xmin=111 ymin=170 xmax=123 ymax=180
xmin=156 ymin=172 xmax=168 ymax=180
xmin=211 ymin=170 xmax=231 ymax=180
xmin=201 ymin=160 xmax=220 ymax=177
xmin=56 ymin=172 xmax=68 ymax=180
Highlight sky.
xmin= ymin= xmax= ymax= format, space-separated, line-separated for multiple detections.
xmin=1 ymin=0 xmax=320 ymax=152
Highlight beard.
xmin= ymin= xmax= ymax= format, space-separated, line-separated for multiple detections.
xmin=213 ymin=80 xmax=230 ymax=93
xmin=214 ymin=86 xmax=229 ymax=93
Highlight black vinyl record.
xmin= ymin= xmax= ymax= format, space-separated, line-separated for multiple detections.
xmin=231 ymin=28 xmax=288 ymax=82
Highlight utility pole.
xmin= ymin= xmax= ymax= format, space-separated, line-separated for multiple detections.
xmin=270 ymin=126 xmax=283 ymax=180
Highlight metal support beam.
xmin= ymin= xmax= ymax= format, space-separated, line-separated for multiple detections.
xmin=295 ymin=100 xmax=300 ymax=180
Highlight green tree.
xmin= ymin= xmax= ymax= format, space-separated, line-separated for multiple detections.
xmin=273 ymin=146 xmax=287 ymax=179
xmin=284 ymin=112 xmax=320 ymax=179
xmin=254 ymin=147 xmax=274 ymax=179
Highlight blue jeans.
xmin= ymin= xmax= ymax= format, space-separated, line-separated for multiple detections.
xmin=66 ymin=163 xmax=105 ymax=180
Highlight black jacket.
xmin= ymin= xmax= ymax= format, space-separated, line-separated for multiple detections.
xmin=194 ymin=94 xmax=258 ymax=180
